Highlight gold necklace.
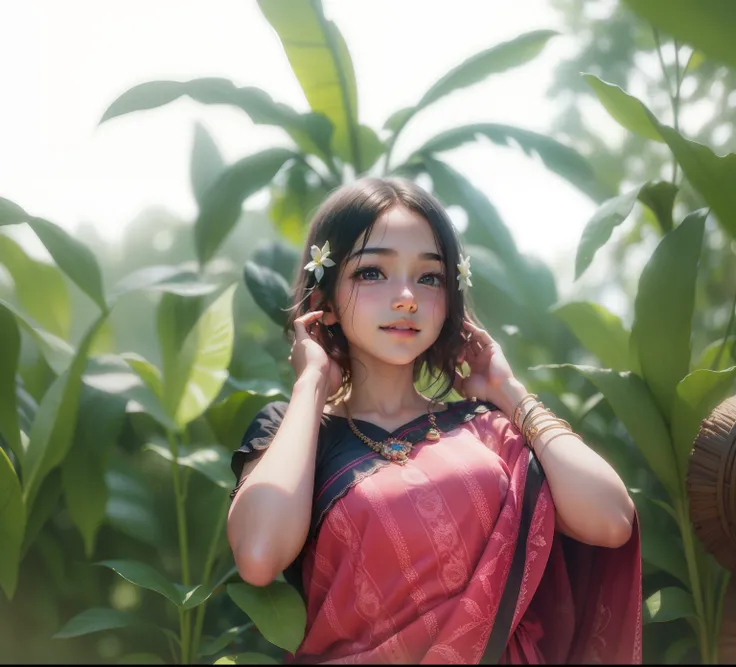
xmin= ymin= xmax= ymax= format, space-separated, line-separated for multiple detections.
xmin=344 ymin=401 xmax=442 ymax=465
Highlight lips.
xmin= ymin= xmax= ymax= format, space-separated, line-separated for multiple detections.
xmin=379 ymin=320 xmax=420 ymax=332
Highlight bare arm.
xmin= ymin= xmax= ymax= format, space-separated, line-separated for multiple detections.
xmin=499 ymin=379 xmax=636 ymax=548
xmin=227 ymin=310 xmax=338 ymax=586
xmin=227 ymin=370 xmax=327 ymax=586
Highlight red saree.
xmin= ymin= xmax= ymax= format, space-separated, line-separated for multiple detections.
xmin=290 ymin=406 xmax=642 ymax=664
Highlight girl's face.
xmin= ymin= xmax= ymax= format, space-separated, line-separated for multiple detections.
xmin=332 ymin=205 xmax=448 ymax=367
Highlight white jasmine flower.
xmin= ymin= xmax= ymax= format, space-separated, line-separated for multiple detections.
xmin=457 ymin=254 xmax=472 ymax=291
xmin=304 ymin=240 xmax=336 ymax=283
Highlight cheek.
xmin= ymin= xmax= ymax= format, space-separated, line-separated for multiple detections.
xmin=424 ymin=290 xmax=447 ymax=327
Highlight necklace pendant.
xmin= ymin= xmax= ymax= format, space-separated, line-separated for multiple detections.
xmin=382 ymin=439 xmax=411 ymax=464
xmin=426 ymin=427 xmax=441 ymax=442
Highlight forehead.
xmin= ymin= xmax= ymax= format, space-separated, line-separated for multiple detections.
xmin=356 ymin=205 xmax=439 ymax=254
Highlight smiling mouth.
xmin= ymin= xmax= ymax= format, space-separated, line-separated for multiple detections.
xmin=379 ymin=325 xmax=420 ymax=332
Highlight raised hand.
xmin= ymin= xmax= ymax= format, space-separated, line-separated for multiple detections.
xmin=453 ymin=320 xmax=519 ymax=408
xmin=289 ymin=311 xmax=343 ymax=397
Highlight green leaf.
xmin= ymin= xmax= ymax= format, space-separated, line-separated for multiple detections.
xmin=144 ymin=442 xmax=232 ymax=489
xmin=268 ymin=161 xmax=328 ymax=246
xmin=390 ymin=31 xmax=556 ymax=140
xmin=257 ymin=0 xmax=359 ymax=167
xmin=190 ymin=121 xmax=226 ymax=208
xmin=252 ymin=241 xmax=299 ymax=284
xmin=643 ymin=587 xmax=695 ymax=624
xmin=632 ymin=210 xmax=706 ymax=418
xmin=26 ymin=217 xmax=106 ymax=311
xmin=227 ymin=581 xmax=306 ymax=653
xmin=357 ymin=124 xmax=384 ymax=173
xmin=22 ymin=313 xmax=109 ymax=507
xmin=0 ymin=448 xmax=25 ymax=599
xmin=54 ymin=607 xmax=140 ymax=639
xmin=0 ymin=233 xmax=71 ymax=339
xmin=464 ymin=244 xmax=523 ymax=304
xmin=207 ymin=389 xmax=287 ymax=451
xmin=0 ymin=297 xmax=74 ymax=375
xmin=671 ymin=367 xmax=736 ymax=486
xmin=62 ymin=388 xmax=127 ymax=557
xmin=410 ymin=123 xmax=605 ymax=202
xmin=170 ymin=285 xmax=237 ymax=428
xmin=582 ymin=74 xmax=663 ymax=142
xmin=215 ymin=655 xmax=279 ymax=666
xmin=574 ymin=186 xmax=641 ymax=280
xmin=551 ymin=301 xmax=634 ymax=373
xmin=100 ymin=78 xmax=332 ymax=159
xmin=0 ymin=302 xmax=22 ymax=460
xmin=83 ymin=354 xmax=176 ymax=432
xmin=21 ymin=469 xmax=61 ymax=557
xmin=663 ymin=635 xmax=697 ymax=664
xmin=543 ymin=365 xmax=679 ymax=500
xmin=97 ymin=559 xmax=212 ymax=609
xmin=623 ymin=0 xmax=736 ymax=70
xmin=109 ymin=265 xmax=219 ymax=301
xmin=195 ymin=148 xmax=296 ymax=265
xmin=243 ymin=261 xmax=291 ymax=328
xmin=638 ymin=181 xmax=678 ymax=234
xmin=420 ymin=157 xmax=519 ymax=263
xmin=651 ymin=120 xmax=736 ymax=239
xmin=0 ymin=197 xmax=28 ymax=225
xmin=105 ymin=462 xmax=162 ymax=547
xmin=693 ymin=336 xmax=736 ymax=372
xmin=198 ymin=625 xmax=252 ymax=657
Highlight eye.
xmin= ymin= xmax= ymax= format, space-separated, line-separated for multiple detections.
xmin=419 ymin=272 xmax=446 ymax=287
xmin=352 ymin=266 xmax=385 ymax=281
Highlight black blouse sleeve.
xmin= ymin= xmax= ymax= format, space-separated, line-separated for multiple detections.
xmin=229 ymin=401 xmax=288 ymax=499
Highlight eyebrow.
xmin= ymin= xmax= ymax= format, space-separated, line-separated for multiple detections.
xmin=347 ymin=247 xmax=443 ymax=262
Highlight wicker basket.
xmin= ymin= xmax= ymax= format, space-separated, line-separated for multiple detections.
xmin=686 ymin=395 xmax=736 ymax=573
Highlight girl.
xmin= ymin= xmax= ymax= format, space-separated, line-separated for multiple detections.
xmin=227 ymin=178 xmax=641 ymax=664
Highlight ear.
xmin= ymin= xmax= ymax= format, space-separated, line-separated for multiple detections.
xmin=309 ymin=289 xmax=338 ymax=325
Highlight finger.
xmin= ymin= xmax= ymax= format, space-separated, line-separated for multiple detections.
xmin=294 ymin=310 xmax=324 ymax=338
xmin=452 ymin=368 xmax=465 ymax=394
xmin=463 ymin=320 xmax=493 ymax=346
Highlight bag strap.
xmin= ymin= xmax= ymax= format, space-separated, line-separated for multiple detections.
xmin=480 ymin=450 xmax=545 ymax=664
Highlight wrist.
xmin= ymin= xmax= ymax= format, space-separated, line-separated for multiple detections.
xmin=294 ymin=368 xmax=330 ymax=401
xmin=495 ymin=378 xmax=528 ymax=417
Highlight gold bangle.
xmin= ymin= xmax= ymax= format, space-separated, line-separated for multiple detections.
xmin=522 ymin=410 xmax=555 ymax=435
xmin=520 ymin=402 xmax=545 ymax=432
xmin=526 ymin=421 xmax=569 ymax=442
xmin=513 ymin=394 xmax=538 ymax=430
xmin=523 ymin=415 xmax=569 ymax=441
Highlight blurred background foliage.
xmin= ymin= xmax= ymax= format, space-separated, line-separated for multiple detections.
xmin=1 ymin=0 xmax=735 ymax=664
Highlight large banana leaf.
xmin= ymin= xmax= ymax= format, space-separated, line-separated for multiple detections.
xmin=408 ymin=123 xmax=606 ymax=202
xmin=624 ymin=0 xmax=736 ymax=70
xmin=631 ymin=210 xmax=706 ymax=419
xmin=100 ymin=78 xmax=332 ymax=160
xmin=385 ymin=30 xmax=557 ymax=148
xmin=257 ymin=0 xmax=364 ymax=169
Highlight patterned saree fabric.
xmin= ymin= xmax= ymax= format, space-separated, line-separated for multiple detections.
xmin=233 ymin=402 xmax=642 ymax=664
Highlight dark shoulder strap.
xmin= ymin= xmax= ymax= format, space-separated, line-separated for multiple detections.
xmin=481 ymin=450 xmax=545 ymax=664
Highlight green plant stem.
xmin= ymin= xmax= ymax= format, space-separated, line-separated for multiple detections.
xmin=711 ymin=289 xmax=736 ymax=370
xmin=168 ymin=429 xmax=192 ymax=664
xmin=190 ymin=491 xmax=231 ymax=660
xmin=677 ymin=500 xmax=711 ymax=663
xmin=713 ymin=569 xmax=731 ymax=663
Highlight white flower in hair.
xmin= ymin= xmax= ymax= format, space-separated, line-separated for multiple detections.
xmin=457 ymin=254 xmax=472 ymax=291
xmin=304 ymin=240 xmax=336 ymax=283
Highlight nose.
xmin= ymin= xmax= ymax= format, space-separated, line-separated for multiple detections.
xmin=392 ymin=285 xmax=417 ymax=313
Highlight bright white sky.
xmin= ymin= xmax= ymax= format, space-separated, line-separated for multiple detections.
xmin=1 ymin=0 xmax=605 ymax=297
